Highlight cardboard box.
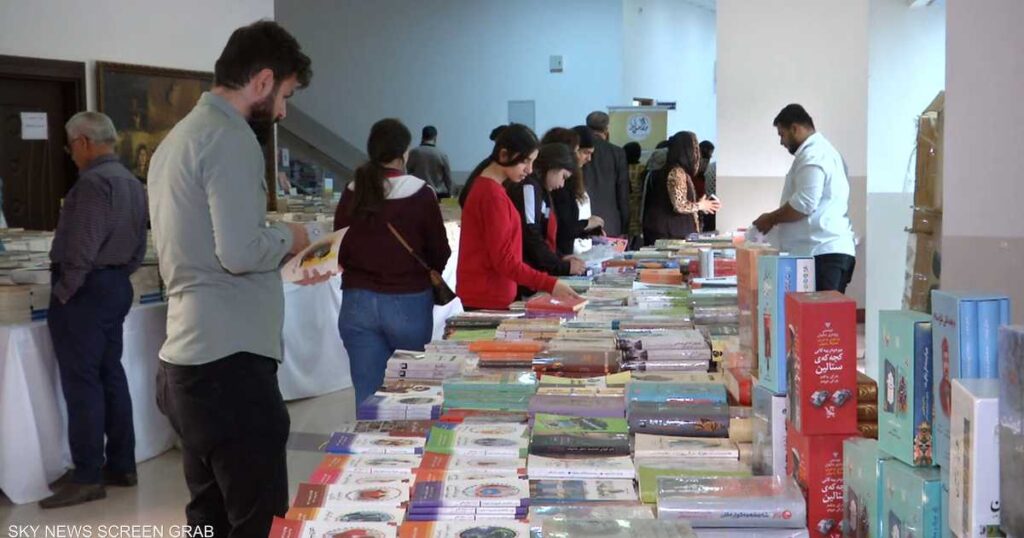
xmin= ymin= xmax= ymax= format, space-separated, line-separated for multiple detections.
xmin=949 ymin=379 xmax=1000 ymax=537
xmin=758 ymin=255 xmax=816 ymax=396
xmin=878 ymin=310 xmax=935 ymax=467
xmin=753 ymin=384 xmax=787 ymax=478
xmin=786 ymin=424 xmax=853 ymax=537
xmin=786 ymin=292 xmax=858 ymax=435
xmin=844 ymin=438 xmax=890 ymax=538
xmin=931 ymin=291 xmax=1010 ymax=473
xmin=881 ymin=459 xmax=943 ymax=538
xmin=999 ymin=326 xmax=1024 ymax=537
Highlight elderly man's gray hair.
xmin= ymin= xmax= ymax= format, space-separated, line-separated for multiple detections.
xmin=586 ymin=111 xmax=610 ymax=133
xmin=65 ymin=111 xmax=118 ymax=145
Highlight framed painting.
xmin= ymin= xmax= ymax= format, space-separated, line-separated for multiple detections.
xmin=96 ymin=61 xmax=212 ymax=183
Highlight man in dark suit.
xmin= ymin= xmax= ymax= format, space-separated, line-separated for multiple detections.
xmin=584 ymin=111 xmax=629 ymax=237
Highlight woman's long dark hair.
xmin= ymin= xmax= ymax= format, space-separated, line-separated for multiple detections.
xmin=350 ymin=118 xmax=412 ymax=218
xmin=533 ymin=143 xmax=577 ymax=193
xmin=458 ymin=123 xmax=539 ymax=208
xmin=542 ymin=127 xmax=588 ymax=202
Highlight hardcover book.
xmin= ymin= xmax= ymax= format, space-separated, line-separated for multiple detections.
xmin=656 ymin=476 xmax=806 ymax=529
xmin=949 ymin=378 xmax=1001 ymax=537
xmin=757 ymin=255 xmax=815 ymax=395
xmin=843 ymin=438 xmax=889 ymax=538
xmin=786 ymin=424 xmax=855 ymax=537
xmin=877 ymin=310 xmax=934 ymax=467
xmin=880 ymin=460 xmax=943 ymax=538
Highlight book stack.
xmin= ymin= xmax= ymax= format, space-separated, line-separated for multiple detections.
xmin=358 ymin=382 xmax=444 ymax=420
xmin=424 ymin=423 xmax=529 ymax=459
xmin=467 ymin=340 xmax=544 ymax=369
xmin=637 ymin=268 xmax=684 ymax=286
xmin=442 ymin=371 xmax=538 ymax=412
xmin=416 ymin=452 xmax=526 ymax=481
xmin=627 ymin=402 xmax=729 ymax=438
xmin=443 ymin=310 xmax=524 ymax=342
xmin=784 ymin=291 xmax=858 ymax=538
xmin=527 ymin=504 xmax=654 ymax=534
xmin=407 ymin=477 xmax=530 ymax=521
xmin=634 ymin=458 xmax=751 ymax=504
xmin=528 ymin=479 xmax=638 ymax=505
xmin=856 ymin=373 xmax=879 ymax=439
xmin=618 ymin=330 xmax=711 ymax=372
xmin=633 ymin=434 xmax=738 ymax=460
xmin=306 ymin=454 xmax=423 ymax=484
xmin=930 ymin=290 xmax=1010 ymax=516
xmin=0 ymin=285 xmax=34 ymax=325
xmin=626 ymin=379 xmax=728 ymax=406
xmin=385 ymin=350 xmax=474 ymax=382
xmin=334 ymin=420 xmax=436 ymax=438
xmin=494 ymin=318 xmax=563 ymax=341
xmin=656 ymin=476 xmax=807 ymax=533
xmin=530 ymin=414 xmax=630 ymax=458
xmin=525 ymin=294 xmax=588 ymax=319
xmin=528 ymin=393 xmax=626 ymax=421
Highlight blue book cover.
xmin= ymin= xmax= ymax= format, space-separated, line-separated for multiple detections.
xmin=844 ymin=438 xmax=889 ymax=538
xmin=931 ymin=291 xmax=1011 ymax=472
xmin=881 ymin=460 xmax=943 ymax=538
xmin=756 ymin=255 xmax=815 ymax=395
xmin=977 ymin=300 xmax=1007 ymax=379
xmin=960 ymin=301 xmax=979 ymax=378
xmin=625 ymin=382 xmax=727 ymax=406
xmin=878 ymin=310 xmax=934 ymax=467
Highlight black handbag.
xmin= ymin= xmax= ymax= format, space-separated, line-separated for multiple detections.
xmin=386 ymin=222 xmax=456 ymax=305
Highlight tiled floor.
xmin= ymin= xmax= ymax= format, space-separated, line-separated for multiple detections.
xmin=0 ymin=387 xmax=356 ymax=528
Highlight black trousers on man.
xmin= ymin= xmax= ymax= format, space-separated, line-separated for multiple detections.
xmin=48 ymin=268 xmax=135 ymax=484
xmin=815 ymin=253 xmax=857 ymax=294
xmin=156 ymin=352 xmax=290 ymax=538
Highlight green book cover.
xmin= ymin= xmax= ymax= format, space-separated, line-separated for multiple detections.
xmin=424 ymin=426 xmax=457 ymax=455
xmin=636 ymin=459 xmax=752 ymax=503
xmin=533 ymin=414 xmax=629 ymax=435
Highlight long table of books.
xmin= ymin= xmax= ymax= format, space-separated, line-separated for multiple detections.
xmin=271 ymin=236 xmax=848 ymax=538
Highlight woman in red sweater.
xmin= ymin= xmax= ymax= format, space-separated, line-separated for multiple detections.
xmin=456 ymin=124 xmax=580 ymax=310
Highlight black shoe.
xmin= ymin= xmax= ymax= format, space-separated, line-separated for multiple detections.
xmin=39 ymin=483 xmax=106 ymax=509
xmin=102 ymin=468 xmax=138 ymax=487
xmin=48 ymin=470 xmax=74 ymax=488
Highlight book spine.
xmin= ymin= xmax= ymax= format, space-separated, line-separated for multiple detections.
xmin=914 ymin=320 xmax=934 ymax=466
xmin=978 ymin=300 xmax=1001 ymax=378
xmin=961 ymin=301 xmax=980 ymax=378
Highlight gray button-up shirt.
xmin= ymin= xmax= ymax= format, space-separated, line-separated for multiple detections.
xmin=148 ymin=92 xmax=293 ymax=365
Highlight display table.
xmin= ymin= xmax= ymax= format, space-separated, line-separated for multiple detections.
xmin=0 ymin=278 xmax=462 ymax=504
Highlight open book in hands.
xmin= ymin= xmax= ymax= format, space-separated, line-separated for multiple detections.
xmin=281 ymin=227 xmax=347 ymax=285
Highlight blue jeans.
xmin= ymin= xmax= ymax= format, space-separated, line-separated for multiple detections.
xmin=339 ymin=288 xmax=434 ymax=405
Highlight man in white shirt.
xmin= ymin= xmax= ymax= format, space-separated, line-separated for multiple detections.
xmin=753 ymin=104 xmax=857 ymax=293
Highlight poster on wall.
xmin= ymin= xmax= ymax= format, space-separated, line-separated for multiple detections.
xmin=96 ymin=62 xmax=212 ymax=183
xmin=608 ymin=106 xmax=669 ymax=153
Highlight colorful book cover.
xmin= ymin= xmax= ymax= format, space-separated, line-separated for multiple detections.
xmin=409 ymin=478 xmax=529 ymax=508
xmin=633 ymin=434 xmax=738 ymax=459
xmin=949 ymin=379 xmax=1001 ymax=537
xmin=528 ymin=479 xmax=638 ymax=504
xmin=424 ymin=424 xmax=528 ymax=458
xmin=529 ymin=432 xmax=631 ymax=457
xmin=626 ymin=403 xmax=730 ymax=438
xmin=757 ymin=255 xmax=815 ymax=396
xmin=526 ymin=454 xmax=635 ymax=479
xmin=269 ymin=518 xmax=397 ymax=538
xmin=292 ymin=482 xmax=411 ymax=508
xmin=999 ymin=326 xmax=1024 ymax=537
xmin=635 ymin=458 xmax=752 ymax=504
xmin=280 ymin=228 xmax=347 ymax=283
xmin=977 ymin=300 xmax=1006 ymax=378
xmin=880 ymin=460 xmax=943 ymax=538
xmin=326 ymin=433 xmax=426 ymax=455
xmin=525 ymin=293 xmax=588 ymax=313
xmin=843 ymin=438 xmax=889 ymax=538
xmin=284 ymin=505 xmax=406 ymax=524
xmin=786 ymin=424 xmax=855 ymax=538
xmin=931 ymin=291 xmax=1010 ymax=475
xmin=417 ymin=453 xmax=525 ymax=476
xmin=398 ymin=520 xmax=530 ymax=538
xmin=785 ymin=291 xmax=858 ymax=436
xmin=877 ymin=310 xmax=934 ymax=467
xmin=626 ymin=382 xmax=728 ymax=405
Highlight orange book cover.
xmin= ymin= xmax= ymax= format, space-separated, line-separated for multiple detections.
xmin=525 ymin=294 xmax=588 ymax=313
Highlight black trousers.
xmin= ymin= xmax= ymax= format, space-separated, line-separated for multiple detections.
xmin=47 ymin=268 xmax=135 ymax=484
xmin=156 ymin=353 xmax=290 ymax=538
xmin=814 ymin=253 xmax=857 ymax=294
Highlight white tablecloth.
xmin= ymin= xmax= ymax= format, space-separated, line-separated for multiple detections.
xmin=1 ymin=279 xmax=462 ymax=504
xmin=0 ymin=303 xmax=173 ymax=505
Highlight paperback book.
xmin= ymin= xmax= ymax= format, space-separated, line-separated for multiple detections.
xmin=633 ymin=434 xmax=739 ymax=459
xmin=528 ymin=479 xmax=638 ymax=504
xmin=656 ymin=476 xmax=806 ymax=529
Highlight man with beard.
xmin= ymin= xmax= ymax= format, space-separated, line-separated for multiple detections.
xmin=147 ymin=21 xmax=313 ymax=536
xmin=753 ymin=104 xmax=856 ymax=293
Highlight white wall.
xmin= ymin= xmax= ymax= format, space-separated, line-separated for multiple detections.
xmin=716 ymin=0 xmax=869 ymax=308
xmin=0 ymin=0 xmax=275 ymax=110
xmin=942 ymin=0 xmax=1024 ymax=323
xmin=276 ymin=0 xmax=625 ymax=177
xmin=622 ymin=0 xmax=717 ymax=143
xmin=864 ymin=0 xmax=945 ymax=380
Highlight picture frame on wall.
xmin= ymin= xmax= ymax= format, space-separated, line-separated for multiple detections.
xmin=96 ymin=61 xmax=212 ymax=184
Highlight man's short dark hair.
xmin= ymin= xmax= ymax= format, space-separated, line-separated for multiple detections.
xmin=586 ymin=111 xmax=610 ymax=132
xmin=699 ymin=140 xmax=715 ymax=153
xmin=572 ymin=125 xmax=595 ymax=149
xmin=773 ymin=104 xmax=815 ymax=129
xmin=215 ymin=20 xmax=313 ymax=90
xmin=422 ymin=125 xmax=437 ymax=141
xmin=623 ymin=142 xmax=642 ymax=165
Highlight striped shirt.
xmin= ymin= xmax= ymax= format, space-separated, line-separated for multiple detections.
xmin=49 ymin=154 xmax=149 ymax=303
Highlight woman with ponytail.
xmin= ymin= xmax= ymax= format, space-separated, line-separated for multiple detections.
xmin=334 ymin=118 xmax=451 ymax=404
xmin=456 ymin=124 xmax=581 ymax=310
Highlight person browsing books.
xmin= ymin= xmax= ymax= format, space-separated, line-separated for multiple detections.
xmin=456 ymin=124 xmax=581 ymax=310
xmin=333 ymin=118 xmax=451 ymax=405
xmin=507 ymin=143 xmax=586 ymax=279
xmin=643 ymin=131 xmax=721 ymax=244
xmin=542 ymin=127 xmax=604 ymax=256
xmin=753 ymin=104 xmax=856 ymax=293
xmin=147 ymin=22 xmax=313 ymax=536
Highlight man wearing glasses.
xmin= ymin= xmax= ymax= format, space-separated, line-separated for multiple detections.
xmin=42 ymin=111 xmax=148 ymax=508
